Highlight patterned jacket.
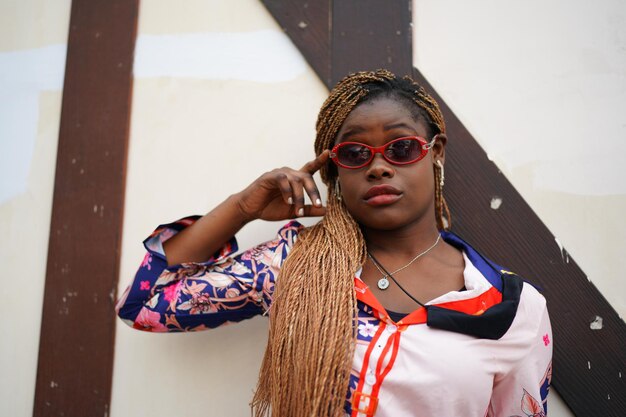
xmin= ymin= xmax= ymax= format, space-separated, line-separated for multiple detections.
xmin=117 ymin=217 xmax=552 ymax=417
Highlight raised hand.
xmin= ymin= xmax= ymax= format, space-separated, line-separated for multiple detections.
xmin=162 ymin=151 xmax=330 ymax=265
xmin=235 ymin=150 xmax=330 ymax=222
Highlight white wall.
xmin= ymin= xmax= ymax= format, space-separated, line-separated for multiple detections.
xmin=0 ymin=1 xmax=71 ymax=416
xmin=414 ymin=0 xmax=626 ymax=415
xmin=111 ymin=1 xmax=328 ymax=416
xmin=112 ymin=1 xmax=626 ymax=416
xmin=414 ymin=0 xmax=625 ymax=318
xmin=4 ymin=0 xmax=620 ymax=416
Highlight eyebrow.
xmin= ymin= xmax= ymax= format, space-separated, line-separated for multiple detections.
xmin=340 ymin=126 xmax=366 ymax=139
xmin=340 ymin=122 xmax=417 ymax=140
xmin=383 ymin=122 xmax=417 ymax=132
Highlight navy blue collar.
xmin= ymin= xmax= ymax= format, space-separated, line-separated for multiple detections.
xmin=431 ymin=231 xmax=526 ymax=340
xmin=441 ymin=230 xmax=506 ymax=292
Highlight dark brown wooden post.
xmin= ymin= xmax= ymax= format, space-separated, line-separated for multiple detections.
xmin=33 ymin=1 xmax=139 ymax=415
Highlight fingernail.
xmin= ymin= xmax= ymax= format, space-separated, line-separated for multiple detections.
xmin=315 ymin=198 xmax=322 ymax=206
xmin=297 ymin=208 xmax=304 ymax=217
xmin=288 ymin=197 xmax=293 ymax=205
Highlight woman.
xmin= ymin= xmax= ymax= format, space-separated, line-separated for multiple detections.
xmin=117 ymin=70 xmax=552 ymax=417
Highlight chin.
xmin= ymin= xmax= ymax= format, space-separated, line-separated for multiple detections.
xmin=349 ymin=203 xmax=434 ymax=233
xmin=356 ymin=214 xmax=412 ymax=232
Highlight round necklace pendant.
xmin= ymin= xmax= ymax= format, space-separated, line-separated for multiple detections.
xmin=377 ymin=277 xmax=390 ymax=290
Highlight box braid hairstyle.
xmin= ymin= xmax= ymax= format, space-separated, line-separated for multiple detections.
xmin=252 ymin=70 xmax=450 ymax=417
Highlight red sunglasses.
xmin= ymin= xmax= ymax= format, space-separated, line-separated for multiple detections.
xmin=330 ymin=136 xmax=436 ymax=169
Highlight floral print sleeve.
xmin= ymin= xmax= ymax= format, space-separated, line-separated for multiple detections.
xmin=116 ymin=216 xmax=303 ymax=332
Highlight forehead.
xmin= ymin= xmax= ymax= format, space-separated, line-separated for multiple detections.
xmin=336 ymin=97 xmax=428 ymax=142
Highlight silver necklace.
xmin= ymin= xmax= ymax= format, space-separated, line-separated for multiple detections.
xmin=368 ymin=234 xmax=441 ymax=290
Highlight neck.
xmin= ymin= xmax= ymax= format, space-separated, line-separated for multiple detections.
xmin=362 ymin=217 xmax=441 ymax=258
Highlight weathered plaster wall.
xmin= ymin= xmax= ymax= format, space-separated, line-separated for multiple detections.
xmin=112 ymin=1 xmax=328 ymax=416
xmin=413 ymin=0 xmax=625 ymax=318
xmin=0 ymin=1 xmax=71 ymax=416
xmin=414 ymin=0 xmax=626 ymax=414
xmin=5 ymin=0 xmax=620 ymax=416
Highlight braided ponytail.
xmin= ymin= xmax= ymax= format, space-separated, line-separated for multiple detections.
xmin=252 ymin=70 xmax=449 ymax=416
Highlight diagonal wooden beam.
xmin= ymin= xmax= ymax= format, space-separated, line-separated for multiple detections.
xmin=262 ymin=1 xmax=625 ymax=416
xmin=33 ymin=1 xmax=138 ymax=415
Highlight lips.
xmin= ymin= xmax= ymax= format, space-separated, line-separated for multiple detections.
xmin=363 ymin=185 xmax=403 ymax=206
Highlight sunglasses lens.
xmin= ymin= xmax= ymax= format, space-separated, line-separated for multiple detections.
xmin=337 ymin=144 xmax=372 ymax=167
xmin=385 ymin=139 xmax=423 ymax=163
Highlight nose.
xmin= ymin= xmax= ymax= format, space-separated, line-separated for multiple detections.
xmin=366 ymin=153 xmax=395 ymax=180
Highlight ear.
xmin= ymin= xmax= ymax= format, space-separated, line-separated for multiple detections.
xmin=430 ymin=133 xmax=447 ymax=165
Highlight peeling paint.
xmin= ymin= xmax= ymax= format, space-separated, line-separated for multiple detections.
xmin=0 ymin=44 xmax=66 ymax=204
xmin=554 ymin=237 xmax=570 ymax=263
xmin=50 ymin=381 xmax=58 ymax=388
xmin=490 ymin=197 xmax=502 ymax=210
xmin=588 ymin=361 xmax=591 ymax=370
xmin=134 ymin=31 xmax=307 ymax=82
xmin=298 ymin=21 xmax=307 ymax=29
xmin=590 ymin=315 xmax=603 ymax=330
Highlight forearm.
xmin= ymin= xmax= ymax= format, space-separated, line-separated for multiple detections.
xmin=163 ymin=193 xmax=248 ymax=266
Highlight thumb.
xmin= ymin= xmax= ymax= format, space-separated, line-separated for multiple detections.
xmin=300 ymin=204 xmax=327 ymax=218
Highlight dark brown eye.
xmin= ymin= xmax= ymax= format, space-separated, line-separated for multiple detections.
xmin=386 ymin=139 xmax=422 ymax=162
xmin=337 ymin=144 xmax=372 ymax=167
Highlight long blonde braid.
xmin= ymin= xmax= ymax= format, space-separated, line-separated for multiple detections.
xmin=252 ymin=70 xmax=449 ymax=416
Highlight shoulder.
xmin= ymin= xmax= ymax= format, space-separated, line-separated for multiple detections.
xmin=516 ymin=280 xmax=549 ymax=328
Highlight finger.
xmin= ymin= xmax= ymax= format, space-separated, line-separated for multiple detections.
xmin=288 ymin=175 xmax=306 ymax=217
xmin=301 ymin=204 xmax=326 ymax=218
xmin=274 ymin=172 xmax=294 ymax=205
xmin=300 ymin=149 xmax=330 ymax=174
xmin=301 ymin=173 xmax=323 ymax=207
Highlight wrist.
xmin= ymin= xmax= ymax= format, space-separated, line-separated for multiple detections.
xmin=228 ymin=192 xmax=256 ymax=225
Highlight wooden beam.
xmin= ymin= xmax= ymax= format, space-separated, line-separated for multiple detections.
xmin=262 ymin=1 xmax=626 ymax=415
xmin=33 ymin=1 xmax=138 ymax=415
xmin=331 ymin=0 xmax=413 ymax=85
